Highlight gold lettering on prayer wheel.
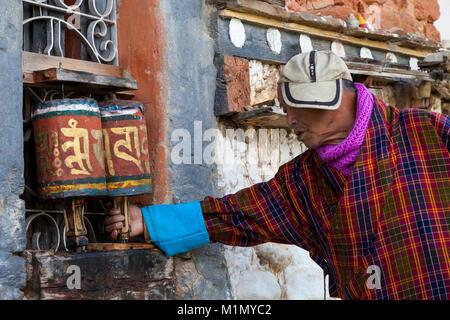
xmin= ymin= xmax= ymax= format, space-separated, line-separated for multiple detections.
xmin=99 ymin=100 xmax=152 ymax=197
xmin=32 ymin=98 xmax=108 ymax=199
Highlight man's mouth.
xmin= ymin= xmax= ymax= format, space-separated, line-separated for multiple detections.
xmin=295 ymin=130 xmax=305 ymax=140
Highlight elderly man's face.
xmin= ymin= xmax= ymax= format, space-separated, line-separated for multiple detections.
xmin=277 ymin=84 xmax=355 ymax=149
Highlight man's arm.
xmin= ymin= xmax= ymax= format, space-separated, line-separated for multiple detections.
xmin=105 ymin=160 xmax=316 ymax=257
xmin=200 ymin=168 xmax=305 ymax=247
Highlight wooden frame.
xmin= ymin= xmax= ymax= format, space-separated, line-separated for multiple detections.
xmin=23 ymin=52 xmax=137 ymax=93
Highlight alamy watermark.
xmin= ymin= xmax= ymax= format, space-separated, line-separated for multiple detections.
xmin=66 ymin=264 xmax=81 ymax=290
xmin=366 ymin=265 xmax=382 ymax=290
xmin=170 ymin=121 xmax=300 ymax=169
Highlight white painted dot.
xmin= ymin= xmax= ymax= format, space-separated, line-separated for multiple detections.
xmin=409 ymin=57 xmax=419 ymax=70
xmin=229 ymin=18 xmax=246 ymax=48
xmin=360 ymin=47 xmax=374 ymax=59
xmin=266 ymin=28 xmax=282 ymax=55
xmin=386 ymin=52 xmax=398 ymax=64
xmin=299 ymin=34 xmax=313 ymax=53
xmin=331 ymin=41 xmax=346 ymax=57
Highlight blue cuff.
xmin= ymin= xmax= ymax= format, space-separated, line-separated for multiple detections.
xmin=141 ymin=201 xmax=210 ymax=257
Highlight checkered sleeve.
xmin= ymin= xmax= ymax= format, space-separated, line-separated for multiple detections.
xmin=200 ymin=162 xmax=312 ymax=248
xmin=429 ymin=111 xmax=450 ymax=152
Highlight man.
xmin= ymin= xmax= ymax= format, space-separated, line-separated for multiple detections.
xmin=105 ymin=51 xmax=450 ymax=299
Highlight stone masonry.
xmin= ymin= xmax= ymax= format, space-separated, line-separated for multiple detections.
xmin=0 ymin=0 xmax=26 ymax=300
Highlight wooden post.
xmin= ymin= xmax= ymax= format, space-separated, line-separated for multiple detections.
xmin=63 ymin=198 xmax=88 ymax=251
xmin=113 ymin=196 xmax=130 ymax=243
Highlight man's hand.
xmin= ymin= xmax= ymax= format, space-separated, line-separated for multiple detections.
xmin=104 ymin=203 xmax=145 ymax=241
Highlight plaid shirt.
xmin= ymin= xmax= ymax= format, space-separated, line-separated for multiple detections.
xmin=201 ymin=98 xmax=450 ymax=299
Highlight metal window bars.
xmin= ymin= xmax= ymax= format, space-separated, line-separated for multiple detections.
xmin=23 ymin=0 xmax=118 ymax=65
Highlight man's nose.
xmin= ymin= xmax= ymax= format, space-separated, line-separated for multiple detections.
xmin=286 ymin=112 xmax=297 ymax=127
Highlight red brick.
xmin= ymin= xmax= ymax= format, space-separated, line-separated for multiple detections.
xmin=414 ymin=0 xmax=440 ymax=22
xmin=334 ymin=0 xmax=360 ymax=7
xmin=364 ymin=0 xmax=386 ymax=4
xmin=357 ymin=1 xmax=369 ymax=16
xmin=380 ymin=9 xmax=422 ymax=34
xmin=308 ymin=0 xmax=334 ymax=10
xmin=285 ymin=0 xmax=439 ymax=41
xmin=388 ymin=0 xmax=409 ymax=10
xmin=286 ymin=0 xmax=308 ymax=11
xmin=423 ymin=23 xmax=441 ymax=42
xmin=309 ymin=5 xmax=357 ymax=20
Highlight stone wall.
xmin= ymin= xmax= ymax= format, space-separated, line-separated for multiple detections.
xmin=159 ymin=0 xmax=233 ymax=299
xmin=0 ymin=0 xmax=26 ymax=300
xmin=286 ymin=0 xmax=441 ymax=42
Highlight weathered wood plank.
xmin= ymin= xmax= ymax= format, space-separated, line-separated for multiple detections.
xmin=208 ymin=0 xmax=346 ymax=31
xmin=231 ymin=107 xmax=288 ymax=128
xmin=345 ymin=61 xmax=432 ymax=81
xmin=216 ymin=15 xmax=419 ymax=76
xmin=25 ymin=249 xmax=173 ymax=300
xmin=87 ymin=242 xmax=157 ymax=251
xmin=387 ymin=33 xmax=440 ymax=51
xmin=23 ymin=51 xmax=129 ymax=78
xmin=260 ymin=0 xmax=285 ymax=6
xmin=217 ymin=17 xmax=301 ymax=64
xmin=219 ymin=10 xmax=434 ymax=58
xmin=30 ymin=68 xmax=138 ymax=90
xmin=210 ymin=2 xmax=439 ymax=51
xmin=216 ymin=16 xmax=415 ymax=69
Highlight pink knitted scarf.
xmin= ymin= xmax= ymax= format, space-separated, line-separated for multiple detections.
xmin=315 ymin=83 xmax=374 ymax=177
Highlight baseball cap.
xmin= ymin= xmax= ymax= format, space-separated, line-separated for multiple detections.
xmin=278 ymin=50 xmax=353 ymax=110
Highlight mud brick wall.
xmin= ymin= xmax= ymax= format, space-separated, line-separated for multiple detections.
xmin=286 ymin=0 xmax=441 ymax=42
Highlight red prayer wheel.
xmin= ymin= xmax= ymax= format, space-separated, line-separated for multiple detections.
xmin=32 ymin=98 xmax=108 ymax=250
xmin=32 ymin=98 xmax=108 ymax=199
xmin=99 ymin=100 xmax=152 ymax=197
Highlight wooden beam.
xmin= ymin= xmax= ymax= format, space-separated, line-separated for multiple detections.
xmin=231 ymin=107 xmax=289 ymax=128
xmin=209 ymin=0 xmax=346 ymax=31
xmin=23 ymin=51 xmax=131 ymax=78
xmin=260 ymin=0 xmax=285 ymax=6
xmin=219 ymin=10 xmax=433 ymax=58
xmin=87 ymin=242 xmax=157 ymax=251
xmin=346 ymin=61 xmax=432 ymax=81
xmin=27 ymin=67 xmax=138 ymax=90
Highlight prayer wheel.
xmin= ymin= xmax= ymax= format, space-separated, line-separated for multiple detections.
xmin=32 ymin=98 xmax=108 ymax=250
xmin=99 ymin=100 xmax=152 ymax=242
